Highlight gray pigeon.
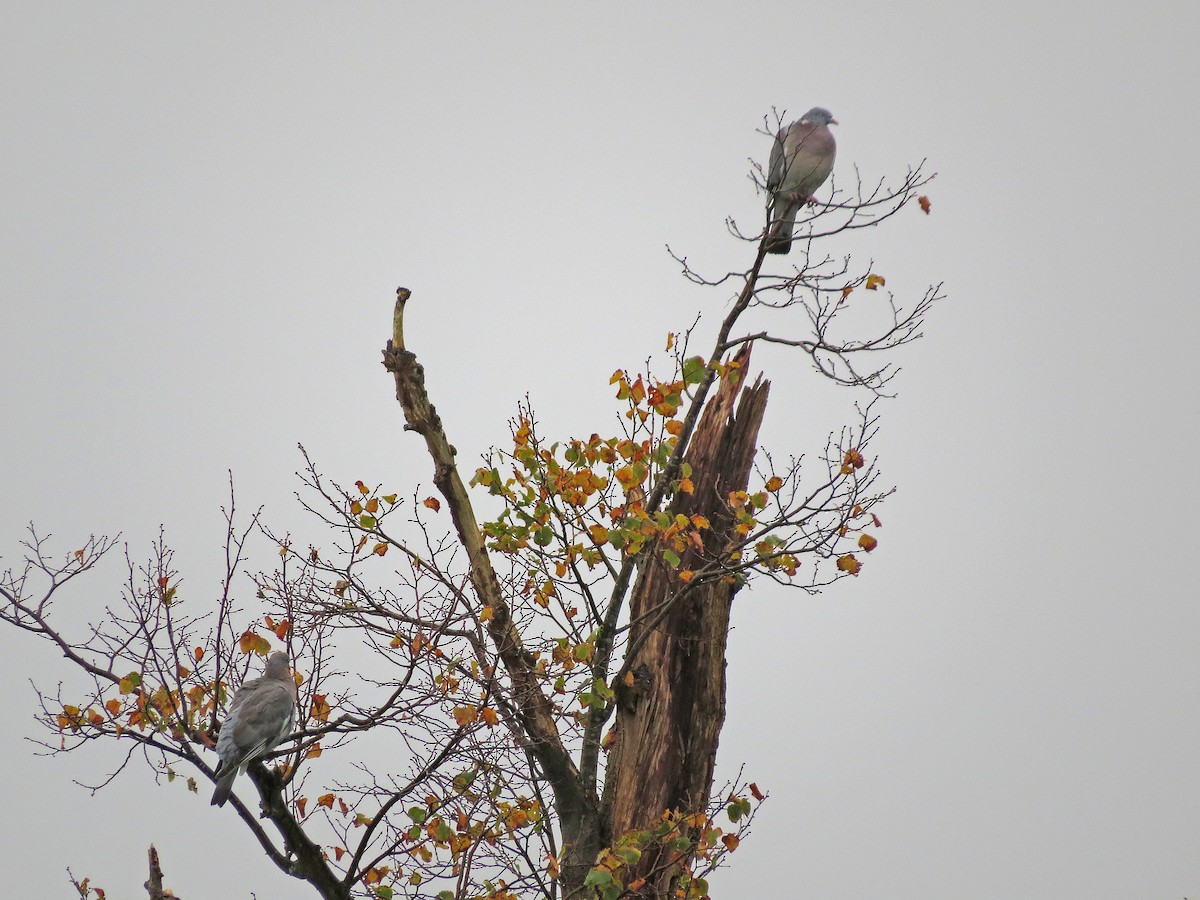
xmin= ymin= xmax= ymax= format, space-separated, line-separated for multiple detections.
xmin=765 ymin=107 xmax=838 ymax=254
xmin=210 ymin=651 xmax=297 ymax=807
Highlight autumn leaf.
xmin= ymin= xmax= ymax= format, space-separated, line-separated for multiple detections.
xmin=836 ymin=554 xmax=861 ymax=576
xmin=765 ymin=476 xmax=783 ymax=492
xmin=305 ymin=743 xmax=323 ymax=760
xmin=918 ymin=195 xmax=931 ymax=214
xmin=423 ymin=496 xmax=441 ymax=512
xmin=317 ymin=793 xmax=336 ymax=810
xmin=858 ymin=534 xmax=878 ymax=552
xmin=296 ymin=797 xmax=308 ymax=818
xmin=722 ymin=834 xmax=740 ymax=851
xmin=841 ymin=285 xmax=854 ymax=301
xmin=372 ymin=542 xmax=388 ymax=556
xmin=272 ymin=618 xmax=291 ymax=640
xmin=355 ymin=480 xmax=370 ymax=495
xmin=452 ymin=704 xmax=478 ymax=726
xmin=365 ymin=497 xmax=379 ymax=514
xmin=678 ymin=477 xmax=694 ymax=494
xmin=749 ymin=782 xmax=765 ymax=801
xmin=311 ymin=694 xmax=331 ymax=723
xmin=193 ymin=646 xmax=204 ymax=662
xmin=865 ymin=273 xmax=886 ymax=291
xmin=481 ymin=707 xmax=499 ymax=727
xmin=238 ymin=630 xmax=271 ymax=656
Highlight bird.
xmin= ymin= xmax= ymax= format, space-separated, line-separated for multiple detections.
xmin=210 ymin=651 xmax=297 ymax=807
xmin=765 ymin=107 xmax=838 ymax=254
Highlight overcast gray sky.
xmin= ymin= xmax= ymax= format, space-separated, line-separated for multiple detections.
xmin=2 ymin=3 xmax=1198 ymax=899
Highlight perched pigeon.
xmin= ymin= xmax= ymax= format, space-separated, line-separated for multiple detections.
xmin=210 ymin=651 xmax=297 ymax=807
xmin=765 ymin=107 xmax=838 ymax=254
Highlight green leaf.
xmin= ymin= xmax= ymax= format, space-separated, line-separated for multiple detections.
xmin=359 ymin=514 xmax=377 ymax=529
xmin=407 ymin=806 xmax=427 ymax=823
xmin=682 ymin=356 xmax=707 ymax=385
xmin=584 ymin=868 xmax=613 ymax=888
xmin=662 ymin=549 xmax=681 ymax=568
xmin=534 ymin=526 xmax=554 ymax=546
xmin=375 ymin=888 xmax=393 ymax=900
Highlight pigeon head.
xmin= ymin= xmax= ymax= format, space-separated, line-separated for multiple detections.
xmin=800 ymin=107 xmax=837 ymax=126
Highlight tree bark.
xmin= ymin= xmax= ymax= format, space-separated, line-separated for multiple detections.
xmin=603 ymin=345 xmax=769 ymax=894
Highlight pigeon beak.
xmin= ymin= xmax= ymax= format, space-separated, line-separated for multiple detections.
xmin=830 ymin=118 xmax=839 ymax=125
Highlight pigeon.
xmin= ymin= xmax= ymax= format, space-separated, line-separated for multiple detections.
xmin=765 ymin=107 xmax=838 ymax=254
xmin=210 ymin=651 xmax=297 ymax=807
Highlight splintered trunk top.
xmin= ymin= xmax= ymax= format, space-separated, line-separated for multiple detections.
xmin=603 ymin=344 xmax=770 ymax=893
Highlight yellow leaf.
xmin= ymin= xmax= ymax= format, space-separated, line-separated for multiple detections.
xmin=865 ymin=273 xmax=886 ymax=290
xmin=481 ymin=707 xmax=499 ymax=727
xmin=372 ymin=542 xmax=388 ymax=556
xmin=678 ymin=569 xmax=694 ymax=582
xmin=480 ymin=606 xmax=494 ymax=622
xmin=678 ymin=477 xmax=694 ymax=494
xmin=311 ymin=694 xmax=331 ymax=723
xmin=355 ymin=480 xmax=370 ymax=494
xmin=305 ymin=743 xmax=323 ymax=760
xmin=365 ymin=498 xmax=379 ymax=514
xmin=317 ymin=793 xmax=336 ymax=809
xmin=453 ymin=705 xmax=479 ymax=726
xmin=858 ymin=534 xmax=878 ymax=552
xmin=765 ymin=476 xmax=783 ymax=492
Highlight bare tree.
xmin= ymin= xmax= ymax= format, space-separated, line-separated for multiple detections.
xmin=2 ymin=122 xmax=939 ymax=900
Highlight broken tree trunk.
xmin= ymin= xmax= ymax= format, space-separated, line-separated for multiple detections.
xmin=602 ymin=344 xmax=770 ymax=895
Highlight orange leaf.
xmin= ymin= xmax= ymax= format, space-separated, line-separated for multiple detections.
xmin=238 ymin=630 xmax=271 ymax=656
xmin=678 ymin=477 xmax=694 ymax=494
xmin=678 ymin=570 xmax=694 ymax=582
xmin=333 ymin=846 xmax=345 ymax=862
xmin=765 ymin=476 xmax=783 ymax=492
xmin=365 ymin=497 xmax=379 ymax=514
xmin=453 ymin=704 xmax=479 ymax=726
xmin=296 ymin=796 xmax=308 ymax=818
xmin=836 ymin=554 xmax=861 ymax=576
xmin=481 ymin=707 xmax=499 ymax=727
xmin=423 ymin=497 xmax=441 ymax=512
xmin=858 ymin=534 xmax=878 ymax=552
xmin=722 ymin=834 xmax=740 ymax=851
xmin=918 ymin=195 xmax=931 ymax=214
xmin=193 ymin=646 xmax=204 ymax=662
xmin=355 ymin=480 xmax=370 ymax=495
xmin=273 ymin=619 xmax=291 ymax=640
xmin=317 ymin=793 xmax=335 ymax=809
xmin=665 ymin=419 xmax=684 ymax=436
xmin=104 ymin=699 xmax=121 ymax=716
xmin=480 ymin=606 xmax=494 ymax=622
xmin=865 ymin=273 xmax=886 ymax=291
xmin=372 ymin=542 xmax=388 ymax=556
xmin=305 ymin=743 xmax=323 ymax=760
